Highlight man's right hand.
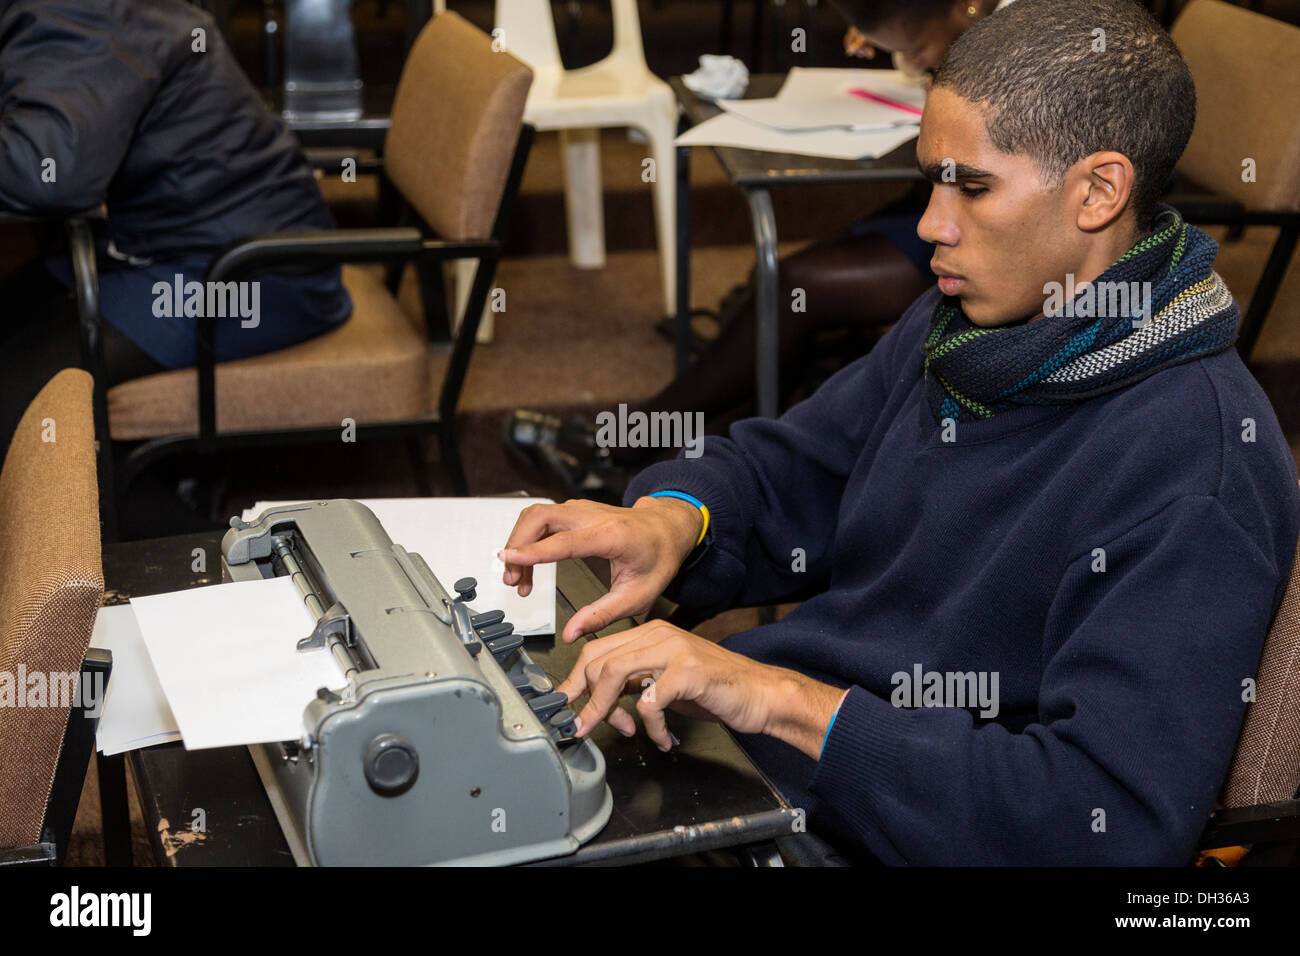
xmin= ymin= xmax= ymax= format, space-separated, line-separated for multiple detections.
xmin=499 ymin=496 xmax=704 ymax=643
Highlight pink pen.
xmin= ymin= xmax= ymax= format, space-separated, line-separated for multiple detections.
xmin=848 ymin=87 xmax=924 ymax=117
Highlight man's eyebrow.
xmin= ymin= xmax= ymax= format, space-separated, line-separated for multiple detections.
xmin=916 ymin=160 xmax=996 ymax=183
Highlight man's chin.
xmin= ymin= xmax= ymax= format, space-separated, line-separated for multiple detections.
xmin=961 ymin=296 xmax=1037 ymax=328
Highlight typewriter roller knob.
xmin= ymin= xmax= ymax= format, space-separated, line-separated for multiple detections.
xmin=363 ymin=734 xmax=420 ymax=796
xmin=453 ymin=577 xmax=478 ymax=602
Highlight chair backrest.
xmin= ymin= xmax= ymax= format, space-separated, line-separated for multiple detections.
xmin=609 ymin=0 xmax=651 ymax=71
xmin=494 ymin=0 xmax=563 ymax=73
xmin=494 ymin=0 xmax=650 ymax=73
xmin=1172 ymin=0 xmax=1300 ymax=211
xmin=385 ymin=11 xmax=533 ymax=241
xmin=0 ymin=369 xmax=104 ymax=850
xmin=1219 ymin=489 xmax=1300 ymax=808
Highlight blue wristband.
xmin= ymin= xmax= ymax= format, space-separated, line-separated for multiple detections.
xmin=820 ymin=704 xmax=842 ymax=756
xmin=649 ymin=490 xmax=709 ymax=546
xmin=649 ymin=489 xmax=705 ymax=510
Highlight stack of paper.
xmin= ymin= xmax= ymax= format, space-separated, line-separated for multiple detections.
xmin=91 ymin=604 xmax=181 ymax=756
xmin=677 ymin=67 xmax=926 ymax=161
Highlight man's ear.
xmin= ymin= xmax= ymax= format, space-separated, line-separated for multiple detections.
xmin=1070 ymin=151 xmax=1136 ymax=232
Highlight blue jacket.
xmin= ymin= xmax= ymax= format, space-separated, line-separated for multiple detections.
xmin=627 ymin=286 xmax=1300 ymax=865
xmin=0 ymin=0 xmax=333 ymax=259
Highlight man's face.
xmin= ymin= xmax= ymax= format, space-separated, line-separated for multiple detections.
xmin=916 ymin=88 xmax=1084 ymax=327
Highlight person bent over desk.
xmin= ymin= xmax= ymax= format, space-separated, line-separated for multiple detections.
xmin=0 ymin=0 xmax=351 ymax=446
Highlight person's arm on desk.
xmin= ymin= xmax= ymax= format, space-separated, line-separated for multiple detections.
xmin=498 ymin=315 xmax=911 ymax=751
xmin=554 ymin=617 xmax=849 ymax=756
xmin=499 ymin=494 xmax=849 ymax=753
xmin=499 ymin=307 xmax=911 ymax=629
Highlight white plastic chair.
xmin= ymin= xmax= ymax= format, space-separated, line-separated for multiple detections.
xmin=490 ymin=0 xmax=678 ymax=316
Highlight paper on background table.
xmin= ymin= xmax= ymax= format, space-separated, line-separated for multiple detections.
xmin=131 ymin=576 xmax=347 ymax=750
xmin=676 ymin=112 xmax=919 ymax=161
xmin=90 ymin=603 xmax=181 ymax=756
xmin=241 ymin=497 xmax=557 ymax=636
xmin=719 ymin=96 xmax=918 ymax=132
xmin=775 ymin=67 xmax=927 ymax=110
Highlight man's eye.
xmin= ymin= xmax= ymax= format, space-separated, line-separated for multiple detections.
xmin=958 ymin=184 xmax=987 ymax=198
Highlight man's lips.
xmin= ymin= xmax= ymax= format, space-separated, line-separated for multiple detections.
xmin=931 ymin=264 xmax=967 ymax=296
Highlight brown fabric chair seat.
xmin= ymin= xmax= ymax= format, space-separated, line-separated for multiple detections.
xmin=107 ymin=266 xmax=447 ymax=441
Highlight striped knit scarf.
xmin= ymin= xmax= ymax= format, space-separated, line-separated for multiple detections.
xmin=921 ymin=206 xmax=1239 ymax=423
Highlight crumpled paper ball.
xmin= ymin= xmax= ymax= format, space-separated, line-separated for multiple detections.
xmin=682 ymin=54 xmax=750 ymax=100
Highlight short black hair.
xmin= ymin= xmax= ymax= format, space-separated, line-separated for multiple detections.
xmin=933 ymin=0 xmax=1195 ymax=229
xmin=829 ymin=0 xmax=958 ymax=32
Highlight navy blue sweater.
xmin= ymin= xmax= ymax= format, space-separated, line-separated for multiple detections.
xmin=626 ymin=286 xmax=1300 ymax=865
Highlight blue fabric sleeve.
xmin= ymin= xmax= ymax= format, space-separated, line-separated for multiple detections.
xmin=625 ymin=293 xmax=931 ymax=616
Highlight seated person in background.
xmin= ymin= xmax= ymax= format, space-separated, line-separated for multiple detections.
xmin=505 ymin=0 xmax=1014 ymax=500
xmin=499 ymin=0 xmax=1300 ymax=864
xmin=0 ymin=0 xmax=351 ymax=445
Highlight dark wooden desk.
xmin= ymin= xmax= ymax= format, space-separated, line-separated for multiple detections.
xmin=103 ymin=530 xmax=795 ymax=866
xmin=672 ymin=73 xmax=926 ymax=416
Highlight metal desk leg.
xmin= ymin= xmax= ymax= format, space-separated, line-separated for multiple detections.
xmin=97 ymin=751 xmax=133 ymax=866
xmin=675 ymin=143 xmax=693 ymax=374
xmin=744 ymin=186 xmax=781 ymax=418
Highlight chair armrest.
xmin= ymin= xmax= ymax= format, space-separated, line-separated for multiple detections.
xmin=194 ymin=228 xmax=499 ymax=443
xmin=204 ymin=228 xmax=497 ymax=282
xmin=1199 ymin=798 xmax=1300 ymax=850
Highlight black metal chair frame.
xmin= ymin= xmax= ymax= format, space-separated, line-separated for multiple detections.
xmin=0 ymin=649 xmax=112 ymax=867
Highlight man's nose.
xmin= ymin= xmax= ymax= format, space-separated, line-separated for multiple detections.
xmin=917 ymin=190 xmax=958 ymax=247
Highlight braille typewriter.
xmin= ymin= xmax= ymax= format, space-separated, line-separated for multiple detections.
xmin=221 ymin=499 xmax=613 ymax=866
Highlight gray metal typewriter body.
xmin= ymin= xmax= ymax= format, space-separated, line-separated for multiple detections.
xmin=221 ymin=499 xmax=612 ymax=866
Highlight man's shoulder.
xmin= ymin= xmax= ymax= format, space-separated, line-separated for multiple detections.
xmin=1074 ymin=347 xmax=1300 ymax=567
xmin=1087 ymin=345 xmax=1286 ymax=470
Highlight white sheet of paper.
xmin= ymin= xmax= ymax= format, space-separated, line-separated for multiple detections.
xmin=131 ymin=576 xmax=346 ymax=750
xmin=90 ymin=603 xmax=182 ymax=756
xmin=240 ymin=497 xmax=557 ymax=636
xmin=775 ymin=67 xmax=927 ymax=110
xmin=718 ymin=96 xmax=918 ymax=132
xmin=676 ymin=112 xmax=918 ymax=160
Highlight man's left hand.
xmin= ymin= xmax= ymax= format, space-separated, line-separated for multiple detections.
xmin=555 ymin=620 xmax=847 ymax=759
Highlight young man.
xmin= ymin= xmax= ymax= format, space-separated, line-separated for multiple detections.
xmin=500 ymin=0 xmax=1300 ymax=864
